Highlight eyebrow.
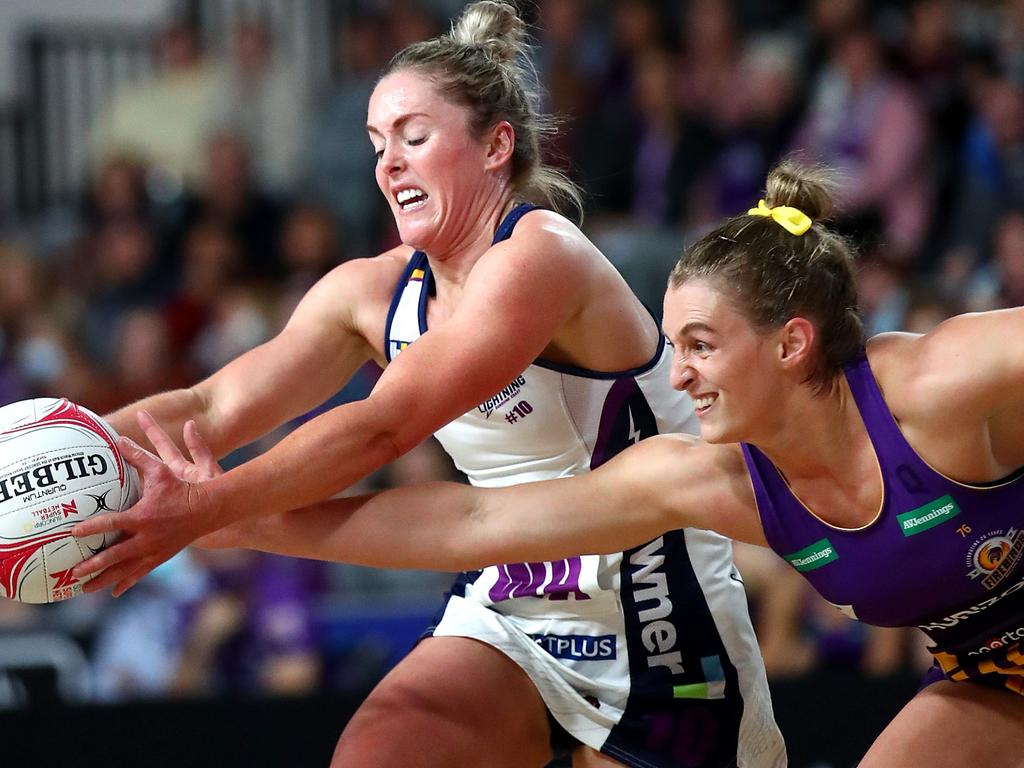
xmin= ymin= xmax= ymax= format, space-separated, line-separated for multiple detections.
xmin=366 ymin=112 xmax=430 ymax=137
xmin=671 ymin=321 xmax=715 ymax=338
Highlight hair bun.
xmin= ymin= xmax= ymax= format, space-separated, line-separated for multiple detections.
xmin=764 ymin=159 xmax=837 ymax=222
xmin=449 ymin=1 xmax=526 ymax=63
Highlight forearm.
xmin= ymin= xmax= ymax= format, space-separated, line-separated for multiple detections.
xmin=226 ymin=482 xmax=492 ymax=571
xmin=106 ymin=388 xmax=209 ymax=452
xmin=223 ymin=467 xmax=673 ymax=572
xmin=198 ymin=397 xmax=407 ymax=531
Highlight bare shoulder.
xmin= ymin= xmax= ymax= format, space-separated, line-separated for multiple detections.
xmin=298 ymin=246 xmax=410 ymax=308
xmin=326 ymin=245 xmax=412 ymax=288
xmin=285 ymin=246 xmax=414 ymax=351
xmin=493 ymin=208 xmax=598 ymax=267
xmin=459 ymin=209 xmax=597 ymax=321
xmin=866 ymin=329 xmax=942 ymax=415
xmin=868 ymin=309 xmax=1024 ymax=416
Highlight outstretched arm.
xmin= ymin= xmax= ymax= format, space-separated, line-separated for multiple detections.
xmin=228 ymin=434 xmax=766 ymax=569
xmin=147 ymin=411 xmax=763 ymax=571
xmin=73 ymin=215 xmax=602 ymax=593
xmin=79 ymin=418 xmax=764 ymax=591
xmin=103 ymin=256 xmax=384 ymax=458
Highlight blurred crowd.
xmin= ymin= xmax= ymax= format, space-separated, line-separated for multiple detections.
xmin=0 ymin=0 xmax=1021 ymax=706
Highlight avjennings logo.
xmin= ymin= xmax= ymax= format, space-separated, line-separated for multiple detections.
xmin=897 ymin=494 xmax=960 ymax=536
xmin=785 ymin=538 xmax=838 ymax=572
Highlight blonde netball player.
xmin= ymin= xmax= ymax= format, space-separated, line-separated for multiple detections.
xmin=165 ymin=160 xmax=1024 ymax=766
xmin=73 ymin=3 xmax=784 ymax=766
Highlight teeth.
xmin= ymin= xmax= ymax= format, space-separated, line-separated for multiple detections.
xmin=396 ymin=188 xmax=425 ymax=204
xmin=694 ymin=395 xmax=715 ymax=410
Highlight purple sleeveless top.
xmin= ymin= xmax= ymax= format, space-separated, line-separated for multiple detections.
xmin=742 ymin=353 xmax=1024 ymax=686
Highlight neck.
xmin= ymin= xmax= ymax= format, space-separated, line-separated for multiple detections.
xmin=426 ymin=193 xmax=517 ymax=292
xmin=750 ymin=376 xmax=864 ymax=485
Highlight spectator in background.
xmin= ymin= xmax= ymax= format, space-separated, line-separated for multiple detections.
xmin=172 ymin=549 xmax=324 ymax=698
xmin=800 ymin=0 xmax=870 ymax=81
xmin=997 ymin=0 xmax=1024 ymax=87
xmin=945 ymin=77 xmax=1024 ymax=267
xmin=896 ymin=1 xmax=971 ymax=264
xmin=531 ymin=0 xmax=606 ymax=178
xmin=962 ymin=209 xmax=1024 ymax=310
xmin=191 ymin=284 xmax=271 ymax=380
xmin=170 ymin=131 xmax=284 ymax=283
xmin=90 ymin=551 xmax=209 ymax=702
xmin=80 ymin=155 xmax=151 ymax=229
xmin=576 ymin=0 xmax=669 ymax=215
xmin=91 ymin=18 xmax=221 ymax=188
xmin=627 ymin=48 xmax=717 ymax=226
xmin=80 ymin=220 xmax=164 ymax=369
xmin=101 ymin=308 xmax=191 ymax=413
xmin=857 ymin=253 xmax=912 ymax=334
xmin=165 ymin=219 xmax=242 ymax=357
xmin=691 ymin=34 xmax=804 ymax=226
xmin=208 ymin=16 xmax=310 ymax=193
xmin=792 ymin=25 xmax=932 ymax=261
xmin=304 ymin=12 xmax=391 ymax=257
xmin=276 ymin=204 xmax=344 ymax=320
xmin=382 ymin=0 xmax=443 ymax=55
xmin=676 ymin=0 xmax=743 ymax=132
xmin=0 ymin=245 xmax=35 ymax=404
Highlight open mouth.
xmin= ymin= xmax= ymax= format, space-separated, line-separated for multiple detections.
xmin=692 ymin=394 xmax=717 ymax=414
xmin=396 ymin=187 xmax=428 ymax=211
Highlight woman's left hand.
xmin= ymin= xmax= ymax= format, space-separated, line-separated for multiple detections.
xmin=71 ymin=412 xmax=227 ymax=596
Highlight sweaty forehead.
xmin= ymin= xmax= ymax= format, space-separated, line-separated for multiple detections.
xmin=368 ymin=71 xmax=449 ymax=126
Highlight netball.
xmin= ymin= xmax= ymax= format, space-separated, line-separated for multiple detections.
xmin=0 ymin=398 xmax=137 ymax=603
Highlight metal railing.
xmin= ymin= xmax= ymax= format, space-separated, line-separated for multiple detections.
xmin=2 ymin=0 xmax=339 ymax=223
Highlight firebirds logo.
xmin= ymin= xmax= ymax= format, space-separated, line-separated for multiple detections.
xmin=966 ymin=528 xmax=1024 ymax=591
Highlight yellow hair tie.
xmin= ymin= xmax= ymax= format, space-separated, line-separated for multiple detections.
xmin=747 ymin=199 xmax=812 ymax=236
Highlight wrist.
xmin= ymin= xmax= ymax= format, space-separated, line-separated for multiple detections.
xmin=187 ymin=476 xmax=225 ymax=534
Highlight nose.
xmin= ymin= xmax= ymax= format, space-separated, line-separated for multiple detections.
xmin=670 ymin=359 xmax=695 ymax=392
xmin=381 ymin=142 xmax=405 ymax=176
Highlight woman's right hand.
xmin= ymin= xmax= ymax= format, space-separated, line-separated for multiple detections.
xmin=136 ymin=410 xmax=224 ymax=484
xmin=135 ymin=411 xmax=238 ymax=550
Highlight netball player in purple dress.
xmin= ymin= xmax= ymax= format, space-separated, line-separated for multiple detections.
xmin=159 ymin=160 xmax=1023 ymax=764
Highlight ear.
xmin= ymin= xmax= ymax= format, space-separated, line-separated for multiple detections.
xmin=483 ymin=120 xmax=515 ymax=172
xmin=776 ymin=317 xmax=816 ymax=371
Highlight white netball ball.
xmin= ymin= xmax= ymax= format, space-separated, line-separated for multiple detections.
xmin=0 ymin=398 xmax=138 ymax=603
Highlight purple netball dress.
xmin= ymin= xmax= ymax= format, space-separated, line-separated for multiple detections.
xmin=742 ymin=353 xmax=1024 ymax=694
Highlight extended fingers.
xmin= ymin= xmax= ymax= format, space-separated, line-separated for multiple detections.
xmin=71 ymin=511 xmax=124 ymax=539
xmin=183 ymin=420 xmax=220 ymax=475
xmin=71 ymin=536 xmax=139 ymax=579
xmin=82 ymin=560 xmax=139 ymax=595
xmin=137 ymin=410 xmax=187 ymax=467
xmin=118 ymin=435 xmax=166 ymax=476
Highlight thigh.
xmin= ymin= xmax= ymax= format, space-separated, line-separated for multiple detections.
xmin=859 ymin=680 xmax=1024 ymax=768
xmin=333 ymin=636 xmax=554 ymax=768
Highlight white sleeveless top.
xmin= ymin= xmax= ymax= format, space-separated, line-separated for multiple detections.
xmin=385 ymin=243 xmax=696 ymax=620
xmin=382 ymin=206 xmax=785 ymax=767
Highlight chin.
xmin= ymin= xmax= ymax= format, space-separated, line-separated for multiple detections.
xmin=397 ymin=221 xmax=435 ymax=251
xmin=699 ymin=421 xmax=735 ymax=445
